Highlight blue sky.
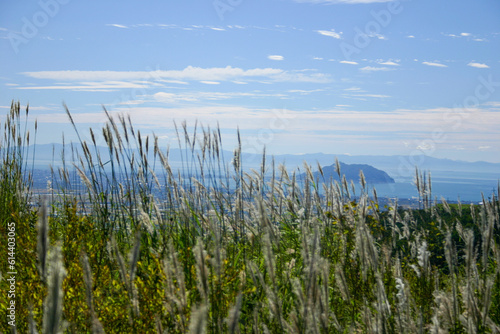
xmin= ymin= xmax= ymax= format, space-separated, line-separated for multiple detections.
xmin=1 ymin=0 xmax=499 ymax=162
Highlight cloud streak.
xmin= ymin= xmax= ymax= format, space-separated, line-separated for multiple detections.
xmin=20 ymin=66 xmax=332 ymax=87
xmin=339 ymin=60 xmax=358 ymax=65
xmin=268 ymin=55 xmax=284 ymax=61
xmin=316 ymin=30 xmax=342 ymax=39
xmin=467 ymin=62 xmax=489 ymax=69
xmin=378 ymin=61 xmax=399 ymax=66
xmin=360 ymin=66 xmax=392 ymax=72
xmin=107 ymin=24 xmax=128 ymax=29
xmin=14 ymin=81 xmax=148 ymax=92
xmin=35 ymin=105 xmax=499 ymax=141
xmin=422 ymin=62 xmax=448 ymax=68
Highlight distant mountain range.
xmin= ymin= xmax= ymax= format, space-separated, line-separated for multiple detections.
xmin=17 ymin=143 xmax=500 ymax=183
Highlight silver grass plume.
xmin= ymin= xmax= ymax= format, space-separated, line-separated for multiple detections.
xmin=110 ymin=233 xmax=141 ymax=319
xmin=225 ymin=294 xmax=243 ymax=334
xmin=291 ymin=275 xmax=319 ymax=334
xmin=334 ymin=263 xmax=351 ymax=304
xmin=138 ymin=209 xmax=153 ymax=235
xmin=361 ymin=300 xmax=376 ymax=333
xmin=417 ymin=240 xmax=430 ymax=274
xmin=433 ymin=290 xmax=455 ymax=332
xmin=188 ymin=305 xmax=207 ymax=334
xmin=463 ymin=229 xmax=477 ymax=280
xmin=81 ymin=252 xmax=105 ymax=333
xmin=374 ymin=273 xmax=391 ymax=333
xmin=42 ymin=244 xmax=67 ymax=334
xmin=129 ymin=232 xmax=141 ymax=284
xmin=481 ymin=277 xmax=494 ymax=329
xmin=37 ymin=198 xmax=49 ymax=281
xmin=335 ymin=158 xmax=341 ymax=179
xmin=481 ymin=202 xmax=495 ymax=271
xmin=29 ymin=305 xmax=38 ymax=334
xmin=319 ymin=258 xmax=340 ymax=332
xmin=342 ymin=175 xmax=350 ymax=200
xmin=163 ymin=242 xmax=188 ymax=332
xmin=444 ymin=229 xmax=459 ymax=325
xmin=262 ymin=232 xmax=284 ymax=330
xmin=193 ymin=237 xmax=210 ymax=302
xmin=296 ymin=226 xmax=322 ymax=334
xmin=493 ymin=243 xmax=500 ymax=275
xmin=208 ymin=216 xmax=224 ymax=280
xmin=460 ymin=228 xmax=480 ymax=332
xmin=394 ymin=276 xmax=407 ymax=332
xmin=355 ymin=202 xmax=379 ymax=280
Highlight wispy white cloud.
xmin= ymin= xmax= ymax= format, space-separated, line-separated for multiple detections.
xmin=467 ymin=62 xmax=489 ymax=69
xmin=153 ymin=91 xmax=286 ymax=104
xmin=351 ymin=94 xmax=390 ymax=98
xmin=268 ymin=55 xmax=284 ymax=61
xmin=154 ymin=92 xmax=186 ymax=103
xmin=339 ymin=60 xmax=358 ymax=65
xmin=20 ymin=66 xmax=331 ymax=85
xmin=14 ymin=81 xmax=149 ymax=92
xmin=107 ymin=24 xmax=128 ymax=29
xmin=407 ymin=35 xmax=415 ymax=38
xmin=483 ymin=101 xmax=500 ymax=108
xmin=200 ymin=81 xmax=220 ymax=85
xmin=29 ymin=104 xmax=500 ymax=158
xmin=422 ymin=61 xmax=448 ymax=68
xmin=316 ymin=29 xmax=342 ymax=39
xmin=157 ymin=24 xmax=178 ymax=28
xmin=444 ymin=32 xmax=487 ymax=42
xmin=157 ymin=79 xmax=189 ymax=85
xmin=360 ymin=66 xmax=392 ymax=72
xmin=105 ymin=23 xmax=244 ymax=32
xmin=371 ymin=33 xmax=387 ymax=40
xmin=378 ymin=60 xmax=399 ymax=66
xmin=288 ymin=89 xmax=325 ymax=94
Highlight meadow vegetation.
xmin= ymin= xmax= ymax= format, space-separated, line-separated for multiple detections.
xmin=1 ymin=102 xmax=500 ymax=333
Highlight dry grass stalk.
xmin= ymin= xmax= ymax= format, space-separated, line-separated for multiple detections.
xmin=42 ymin=244 xmax=67 ymax=334
xmin=37 ymin=198 xmax=49 ymax=282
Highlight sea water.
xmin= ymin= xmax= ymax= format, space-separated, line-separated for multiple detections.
xmin=367 ymin=177 xmax=498 ymax=203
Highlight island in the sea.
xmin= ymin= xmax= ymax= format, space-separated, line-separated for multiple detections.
xmin=305 ymin=161 xmax=395 ymax=184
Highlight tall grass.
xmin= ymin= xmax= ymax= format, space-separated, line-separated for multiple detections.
xmin=1 ymin=102 xmax=499 ymax=333
xmin=0 ymin=101 xmax=35 ymax=225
